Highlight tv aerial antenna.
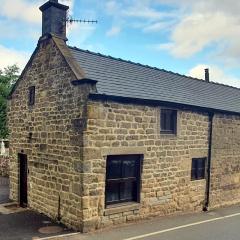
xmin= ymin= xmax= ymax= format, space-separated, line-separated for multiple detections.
xmin=66 ymin=16 xmax=98 ymax=24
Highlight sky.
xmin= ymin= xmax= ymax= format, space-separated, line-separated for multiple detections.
xmin=0 ymin=0 xmax=240 ymax=88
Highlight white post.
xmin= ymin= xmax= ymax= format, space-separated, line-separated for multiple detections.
xmin=1 ymin=140 xmax=6 ymax=156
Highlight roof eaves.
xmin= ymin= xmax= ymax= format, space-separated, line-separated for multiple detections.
xmin=89 ymin=93 xmax=240 ymax=116
xmin=72 ymin=78 xmax=98 ymax=86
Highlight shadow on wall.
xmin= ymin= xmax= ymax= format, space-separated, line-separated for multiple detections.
xmin=0 ymin=140 xmax=9 ymax=177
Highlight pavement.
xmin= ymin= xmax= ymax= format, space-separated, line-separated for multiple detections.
xmin=0 ymin=176 xmax=75 ymax=240
xmin=0 ymin=176 xmax=10 ymax=204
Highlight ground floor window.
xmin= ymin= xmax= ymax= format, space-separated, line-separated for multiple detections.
xmin=191 ymin=158 xmax=206 ymax=180
xmin=105 ymin=155 xmax=141 ymax=206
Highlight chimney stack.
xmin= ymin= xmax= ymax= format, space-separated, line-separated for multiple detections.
xmin=39 ymin=0 xmax=69 ymax=41
xmin=205 ymin=68 xmax=210 ymax=82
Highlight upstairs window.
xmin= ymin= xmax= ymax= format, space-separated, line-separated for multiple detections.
xmin=160 ymin=109 xmax=177 ymax=134
xmin=29 ymin=86 xmax=35 ymax=106
xmin=191 ymin=158 xmax=206 ymax=180
xmin=105 ymin=155 xmax=141 ymax=206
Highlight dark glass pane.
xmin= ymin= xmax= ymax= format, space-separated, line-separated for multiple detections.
xmin=192 ymin=159 xmax=198 ymax=169
xmin=161 ymin=111 xmax=167 ymax=130
xmin=197 ymin=168 xmax=205 ymax=179
xmin=106 ymin=182 xmax=120 ymax=203
xmin=107 ymin=159 xmax=121 ymax=179
xmin=191 ymin=169 xmax=196 ymax=180
xmin=120 ymin=181 xmax=136 ymax=201
xmin=122 ymin=159 xmax=136 ymax=178
xmin=192 ymin=158 xmax=206 ymax=180
xmin=170 ymin=111 xmax=175 ymax=130
xmin=29 ymin=86 xmax=35 ymax=105
xmin=198 ymin=159 xmax=205 ymax=169
xmin=165 ymin=112 xmax=171 ymax=130
xmin=161 ymin=109 xmax=176 ymax=133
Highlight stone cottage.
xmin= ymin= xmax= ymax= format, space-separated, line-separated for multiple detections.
xmin=8 ymin=0 xmax=240 ymax=233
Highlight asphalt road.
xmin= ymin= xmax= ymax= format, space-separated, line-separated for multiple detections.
xmin=77 ymin=205 xmax=240 ymax=240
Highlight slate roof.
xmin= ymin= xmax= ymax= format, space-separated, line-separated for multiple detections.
xmin=69 ymin=46 xmax=240 ymax=114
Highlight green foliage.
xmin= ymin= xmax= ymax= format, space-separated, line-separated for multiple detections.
xmin=0 ymin=65 xmax=20 ymax=138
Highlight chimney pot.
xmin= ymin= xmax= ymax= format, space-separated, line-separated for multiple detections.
xmin=205 ymin=68 xmax=210 ymax=82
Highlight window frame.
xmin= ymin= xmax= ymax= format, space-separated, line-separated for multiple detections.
xmin=191 ymin=157 xmax=206 ymax=181
xmin=160 ymin=108 xmax=177 ymax=135
xmin=105 ymin=155 xmax=142 ymax=207
xmin=28 ymin=86 xmax=35 ymax=106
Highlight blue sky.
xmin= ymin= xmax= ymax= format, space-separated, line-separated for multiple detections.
xmin=0 ymin=0 xmax=240 ymax=88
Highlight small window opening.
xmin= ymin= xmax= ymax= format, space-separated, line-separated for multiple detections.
xmin=29 ymin=86 xmax=35 ymax=106
xmin=191 ymin=158 xmax=206 ymax=180
xmin=160 ymin=109 xmax=177 ymax=134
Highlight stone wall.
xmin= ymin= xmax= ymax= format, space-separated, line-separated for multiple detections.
xmin=0 ymin=156 xmax=9 ymax=177
xmin=210 ymin=114 xmax=240 ymax=208
xmin=7 ymin=36 xmax=240 ymax=233
xmin=8 ymin=36 xmax=95 ymax=230
xmin=82 ymin=100 xmax=210 ymax=232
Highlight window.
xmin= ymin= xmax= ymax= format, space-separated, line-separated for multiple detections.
xmin=191 ymin=158 xmax=206 ymax=180
xmin=105 ymin=155 xmax=141 ymax=206
xmin=160 ymin=109 xmax=177 ymax=134
xmin=29 ymin=86 xmax=35 ymax=106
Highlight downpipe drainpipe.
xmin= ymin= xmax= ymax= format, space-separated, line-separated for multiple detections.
xmin=203 ymin=112 xmax=214 ymax=211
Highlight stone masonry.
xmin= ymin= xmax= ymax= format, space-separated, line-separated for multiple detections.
xmin=210 ymin=114 xmax=240 ymax=208
xmin=79 ymin=100 xmax=240 ymax=232
xmin=8 ymin=36 xmax=96 ymax=231
xmin=7 ymin=35 xmax=240 ymax=233
xmin=81 ymin=100 xmax=210 ymax=231
xmin=0 ymin=156 xmax=9 ymax=177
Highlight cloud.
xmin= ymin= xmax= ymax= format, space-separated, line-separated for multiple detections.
xmin=104 ymin=0 xmax=176 ymax=36
xmin=60 ymin=0 xmax=75 ymax=14
xmin=0 ymin=0 xmax=42 ymax=24
xmin=106 ymin=26 xmax=121 ymax=37
xmin=0 ymin=0 xmax=75 ymax=24
xmin=123 ymin=5 xmax=168 ymax=21
xmin=154 ymin=0 xmax=240 ymax=65
xmin=0 ymin=45 xmax=30 ymax=70
xmin=188 ymin=64 xmax=240 ymax=88
xmin=0 ymin=0 xmax=75 ymax=40
xmin=143 ymin=21 xmax=175 ymax=33
xmin=169 ymin=12 xmax=240 ymax=59
xmin=67 ymin=23 xmax=97 ymax=48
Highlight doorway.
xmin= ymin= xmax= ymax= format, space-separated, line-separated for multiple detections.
xmin=19 ymin=153 xmax=28 ymax=207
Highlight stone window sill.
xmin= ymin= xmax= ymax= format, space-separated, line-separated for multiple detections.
xmin=191 ymin=178 xmax=206 ymax=183
xmin=159 ymin=133 xmax=178 ymax=139
xmin=104 ymin=202 xmax=140 ymax=216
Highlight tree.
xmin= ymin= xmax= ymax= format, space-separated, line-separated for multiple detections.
xmin=0 ymin=65 xmax=20 ymax=138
